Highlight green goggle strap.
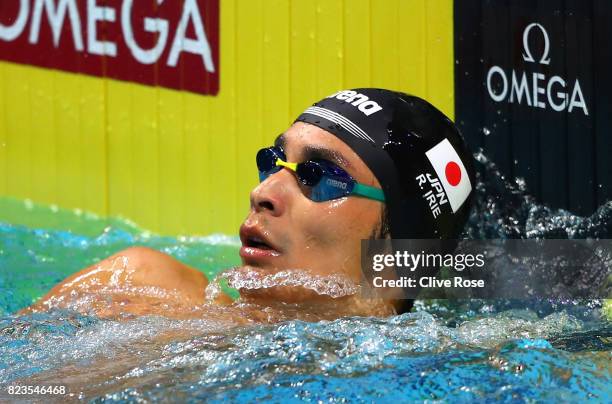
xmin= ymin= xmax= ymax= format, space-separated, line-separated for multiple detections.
xmin=351 ymin=183 xmax=386 ymax=202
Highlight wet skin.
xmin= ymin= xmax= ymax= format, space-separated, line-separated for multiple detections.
xmin=24 ymin=122 xmax=394 ymax=319
xmin=238 ymin=122 xmax=385 ymax=303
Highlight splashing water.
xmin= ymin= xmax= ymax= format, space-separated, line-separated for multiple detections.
xmin=465 ymin=150 xmax=612 ymax=240
xmin=0 ymin=152 xmax=611 ymax=401
xmin=1 ymin=308 xmax=609 ymax=401
xmin=205 ymin=267 xmax=361 ymax=302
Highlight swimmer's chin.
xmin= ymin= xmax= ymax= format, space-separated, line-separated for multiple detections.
xmin=236 ymin=261 xmax=277 ymax=275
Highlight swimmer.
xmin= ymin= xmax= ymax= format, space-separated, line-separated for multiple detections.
xmin=23 ymin=88 xmax=475 ymax=322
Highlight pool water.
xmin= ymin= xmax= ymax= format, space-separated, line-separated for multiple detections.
xmin=1 ymin=152 xmax=611 ymax=402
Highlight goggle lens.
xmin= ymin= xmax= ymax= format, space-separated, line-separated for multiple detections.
xmin=256 ymin=147 xmax=284 ymax=181
xmin=295 ymin=162 xmax=323 ymax=186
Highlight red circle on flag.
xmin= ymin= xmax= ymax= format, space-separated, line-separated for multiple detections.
xmin=445 ymin=161 xmax=461 ymax=186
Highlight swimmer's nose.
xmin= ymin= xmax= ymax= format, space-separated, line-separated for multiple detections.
xmin=250 ymin=170 xmax=292 ymax=216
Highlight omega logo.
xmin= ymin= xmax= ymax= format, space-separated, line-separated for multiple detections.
xmin=486 ymin=22 xmax=588 ymax=116
xmin=522 ymin=22 xmax=551 ymax=65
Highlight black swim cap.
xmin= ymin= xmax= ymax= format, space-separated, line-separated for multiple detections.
xmin=295 ymin=88 xmax=475 ymax=240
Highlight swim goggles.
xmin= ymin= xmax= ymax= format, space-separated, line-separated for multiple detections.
xmin=256 ymin=146 xmax=385 ymax=202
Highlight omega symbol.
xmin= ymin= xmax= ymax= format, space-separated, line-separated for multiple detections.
xmin=522 ymin=23 xmax=551 ymax=65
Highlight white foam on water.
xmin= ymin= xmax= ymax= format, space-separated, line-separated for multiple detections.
xmin=205 ymin=266 xmax=361 ymax=302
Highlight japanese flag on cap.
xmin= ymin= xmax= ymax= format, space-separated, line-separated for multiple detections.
xmin=425 ymin=138 xmax=472 ymax=213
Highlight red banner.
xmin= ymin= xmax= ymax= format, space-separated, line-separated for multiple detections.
xmin=0 ymin=0 xmax=219 ymax=95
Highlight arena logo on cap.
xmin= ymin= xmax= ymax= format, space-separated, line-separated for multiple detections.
xmin=327 ymin=90 xmax=383 ymax=116
xmin=420 ymin=139 xmax=472 ymax=214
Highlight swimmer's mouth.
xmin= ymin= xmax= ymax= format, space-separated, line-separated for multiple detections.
xmin=239 ymin=225 xmax=281 ymax=258
xmin=245 ymin=237 xmax=273 ymax=250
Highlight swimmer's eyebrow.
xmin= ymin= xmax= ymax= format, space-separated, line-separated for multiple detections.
xmin=273 ymin=133 xmax=353 ymax=170
xmin=301 ymin=145 xmax=353 ymax=170
xmin=274 ymin=133 xmax=285 ymax=148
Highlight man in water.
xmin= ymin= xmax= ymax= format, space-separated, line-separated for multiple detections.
xmin=25 ymin=89 xmax=475 ymax=321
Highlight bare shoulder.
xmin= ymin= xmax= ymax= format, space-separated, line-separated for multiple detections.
xmin=106 ymin=246 xmax=209 ymax=298
xmin=24 ymin=246 xmax=232 ymax=316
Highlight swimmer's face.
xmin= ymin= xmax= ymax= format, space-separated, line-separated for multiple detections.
xmin=239 ymin=122 xmax=385 ymax=303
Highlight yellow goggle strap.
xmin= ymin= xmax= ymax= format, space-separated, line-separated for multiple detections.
xmin=275 ymin=159 xmax=298 ymax=172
